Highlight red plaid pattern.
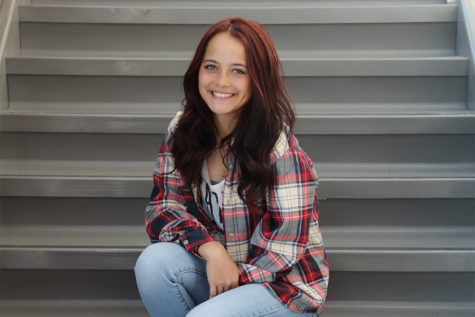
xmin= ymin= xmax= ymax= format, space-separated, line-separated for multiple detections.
xmin=145 ymin=112 xmax=329 ymax=314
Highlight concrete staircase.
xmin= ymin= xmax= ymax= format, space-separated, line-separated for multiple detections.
xmin=1 ymin=0 xmax=474 ymax=316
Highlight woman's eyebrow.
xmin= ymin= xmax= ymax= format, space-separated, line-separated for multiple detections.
xmin=202 ymin=59 xmax=248 ymax=68
xmin=232 ymin=63 xmax=248 ymax=68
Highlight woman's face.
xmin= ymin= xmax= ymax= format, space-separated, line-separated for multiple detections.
xmin=198 ymin=32 xmax=251 ymax=125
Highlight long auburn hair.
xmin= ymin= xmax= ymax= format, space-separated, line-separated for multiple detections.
xmin=170 ymin=17 xmax=295 ymax=205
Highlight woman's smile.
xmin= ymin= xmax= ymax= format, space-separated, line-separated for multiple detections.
xmin=211 ymin=91 xmax=235 ymax=98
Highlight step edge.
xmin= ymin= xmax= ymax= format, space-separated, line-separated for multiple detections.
xmin=17 ymin=4 xmax=458 ymax=24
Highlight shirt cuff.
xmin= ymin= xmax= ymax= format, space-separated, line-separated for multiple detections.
xmin=181 ymin=229 xmax=216 ymax=258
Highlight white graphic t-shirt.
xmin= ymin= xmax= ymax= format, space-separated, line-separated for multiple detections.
xmin=200 ymin=161 xmax=225 ymax=230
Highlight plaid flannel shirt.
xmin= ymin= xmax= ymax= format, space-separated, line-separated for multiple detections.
xmin=145 ymin=112 xmax=329 ymax=314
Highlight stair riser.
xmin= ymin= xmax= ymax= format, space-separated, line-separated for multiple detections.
xmin=1 ymin=133 xmax=473 ymax=164
xmin=0 ymin=300 xmax=148 ymax=317
xmin=2 ymin=248 xmax=474 ymax=271
xmin=1 ymin=300 xmax=474 ymax=317
xmin=7 ymin=76 xmax=467 ymax=114
xmin=2 ymin=197 xmax=473 ymax=227
xmin=7 ymin=58 xmax=467 ymax=76
xmin=2 ymin=114 xmax=475 ymax=134
xmin=20 ymin=22 xmax=456 ymax=57
xmin=1 ymin=178 xmax=473 ymax=199
xmin=1 ymin=270 xmax=473 ymax=302
xmin=327 ymin=272 xmax=475 ymax=302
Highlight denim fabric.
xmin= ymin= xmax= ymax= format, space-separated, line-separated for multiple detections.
xmin=134 ymin=242 xmax=316 ymax=317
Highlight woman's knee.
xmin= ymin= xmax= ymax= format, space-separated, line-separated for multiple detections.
xmin=135 ymin=242 xmax=186 ymax=283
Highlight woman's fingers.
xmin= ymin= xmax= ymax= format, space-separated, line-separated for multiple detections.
xmin=209 ymin=285 xmax=217 ymax=298
xmin=209 ymin=277 xmax=238 ymax=298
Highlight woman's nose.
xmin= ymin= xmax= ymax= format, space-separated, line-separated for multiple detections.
xmin=216 ymin=71 xmax=231 ymax=86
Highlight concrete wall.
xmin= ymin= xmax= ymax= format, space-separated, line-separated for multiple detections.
xmin=0 ymin=0 xmax=28 ymax=110
xmin=457 ymin=0 xmax=475 ymax=109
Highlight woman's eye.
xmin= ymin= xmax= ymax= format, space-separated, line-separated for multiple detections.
xmin=204 ymin=64 xmax=216 ymax=71
xmin=232 ymin=68 xmax=246 ymax=75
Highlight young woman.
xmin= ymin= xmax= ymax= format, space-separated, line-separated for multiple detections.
xmin=135 ymin=17 xmax=329 ymax=317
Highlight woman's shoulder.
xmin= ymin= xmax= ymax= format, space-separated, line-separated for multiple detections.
xmin=270 ymin=129 xmax=302 ymax=161
xmin=270 ymin=129 xmax=317 ymax=177
xmin=163 ymin=111 xmax=183 ymax=141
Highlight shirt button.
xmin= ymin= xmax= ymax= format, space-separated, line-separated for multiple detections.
xmin=228 ymin=233 xmax=234 ymax=238
xmin=183 ymin=240 xmax=189 ymax=245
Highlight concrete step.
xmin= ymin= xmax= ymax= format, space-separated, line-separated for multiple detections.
xmin=1 ymin=246 xmax=474 ymax=271
xmin=0 ymin=300 xmax=148 ymax=317
xmin=6 ymin=76 xmax=468 ymax=114
xmin=1 ymin=299 xmax=474 ymax=317
xmin=0 ymin=176 xmax=473 ymax=198
xmin=6 ymin=56 xmax=468 ymax=76
xmin=1 ymin=270 xmax=473 ymax=303
xmin=2 ymin=197 xmax=472 ymax=228
xmin=18 ymin=4 xmax=457 ymax=24
xmin=1 ymin=160 xmax=474 ymax=178
xmin=18 ymin=6 xmax=457 ymax=58
xmin=2 ymin=112 xmax=474 ymax=134
xmin=1 ymin=131 xmax=472 ymax=166
xmin=1 ymin=197 xmax=473 ymax=251
xmin=1 ymin=223 xmax=473 ymax=249
xmin=323 ymin=301 xmax=475 ymax=317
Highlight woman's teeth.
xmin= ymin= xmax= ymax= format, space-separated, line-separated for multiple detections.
xmin=213 ymin=91 xmax=233 ymax=98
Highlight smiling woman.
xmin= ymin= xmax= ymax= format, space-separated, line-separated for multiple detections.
xmin=135 ymin=17 xmax=329 ymax=317
xmin=198 ymin=32 xmax=251 ymax=138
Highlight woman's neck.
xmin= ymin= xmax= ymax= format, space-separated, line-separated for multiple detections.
xmin=214 ymin=114 xmax=237 ymax=141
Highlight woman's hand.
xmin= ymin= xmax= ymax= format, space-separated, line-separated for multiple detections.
xmin=197 ymin=241 xmax=240 ymax=298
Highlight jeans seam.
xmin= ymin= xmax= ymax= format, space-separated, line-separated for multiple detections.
xmin=175 ymin=269 xmax=207 ymax=281
xmin=173 ymin=281 xmax=194 ymax=311
xmin=172 ymin=269 xmax=208 ymax=311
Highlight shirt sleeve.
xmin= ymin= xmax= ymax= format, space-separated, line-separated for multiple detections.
xmin=238 ymin=149 xmax=318 ymax=284
xmin=145 ymin=117 xmax=216 ymax=256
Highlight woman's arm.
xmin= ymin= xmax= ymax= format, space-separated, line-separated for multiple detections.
xmin=145 ymin=114 xmax=216 ymax=256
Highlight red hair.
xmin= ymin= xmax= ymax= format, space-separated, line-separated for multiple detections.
xmin=171 ymin=17 xmax=295 ymax=204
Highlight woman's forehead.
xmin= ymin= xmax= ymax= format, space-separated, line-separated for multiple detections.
xmin=203 ymin=33 xmax=247 ymax=65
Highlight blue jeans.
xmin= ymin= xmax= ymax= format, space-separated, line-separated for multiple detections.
xmin=134 ymin=242 xmax=316 ymax=317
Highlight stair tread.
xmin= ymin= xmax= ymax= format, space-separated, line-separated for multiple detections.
xmin=3 ymin=102 xmax=470 ymax=115
xmin=1 ymin=227 xmax=474 ymax=271
xmin=19 ymin=48 xmax=458 ymax=58
xmin=0 ymin=300 xmax=147 ymax=317
xmin=1 ymin=226 xmax=473 ymax=248
xmin=1 ymin=160 xmax=474 ymax=178
xmin=1 ymin=176 xmax=473 ymax=198
xmin=1 ymin=299 xmax=473 ymax=317
xmin=1 ymin=112 xmax=474 ymax=133
xmin=18 ymin=4 xmax=457 ymax=24
xmin=6 ymin=56 xmax=468 ymax=76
